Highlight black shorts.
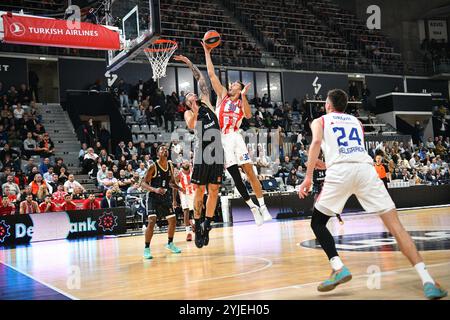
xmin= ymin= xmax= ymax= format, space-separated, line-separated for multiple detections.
xmin=191 ymin=163 xmax=223 ymax=186
xmin=146 ymin=192 xmax=175 ymax=219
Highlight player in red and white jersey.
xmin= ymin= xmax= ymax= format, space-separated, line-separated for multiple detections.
xmin=298 ymin=89 xmax=447 ymax=299
xmin=177 ymin=160 xmax=196 ymax=241
xmin=202 ymin=41 xmax=271 ymax=226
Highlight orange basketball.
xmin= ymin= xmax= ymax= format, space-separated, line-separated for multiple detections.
xmin=203 ymin=30 xmax=221 ymax=49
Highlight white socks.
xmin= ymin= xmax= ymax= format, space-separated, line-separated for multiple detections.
xmin=414 ymin=262 xmax=435 ymax=285
xmin=330 ymin=256 xmax=344 ymax=271
xmin=257 ymin=197 xmax=265 ymax=206
xmin=246 ymin=199 xmax=258 ymax=209
xmin=185 ymin=226 xmax=192 ymax=233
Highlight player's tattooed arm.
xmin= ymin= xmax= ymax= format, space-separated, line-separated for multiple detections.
xmin=174 ymin=55 xmax=210 ymax=100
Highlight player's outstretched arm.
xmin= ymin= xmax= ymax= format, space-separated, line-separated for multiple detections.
xmin=174 ymin=55 xmax=211 ymax=106
xmin=201 ymin=41 xmax=227 ymax=101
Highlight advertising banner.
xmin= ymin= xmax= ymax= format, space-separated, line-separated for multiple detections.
xmin=0 ymin=208 xmax=127 ymax=246
xmin=2 ymin=14 xmax=120 ymax=50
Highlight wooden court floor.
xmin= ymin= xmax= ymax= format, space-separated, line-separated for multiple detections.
xmin=0 ymin=207 xmax=449 ymax=300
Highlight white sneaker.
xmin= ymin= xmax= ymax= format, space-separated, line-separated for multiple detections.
xmin=259 ymin=205 xmax=273 ymax=222
xmin=251 ymin=206 xmax=264 ymax=226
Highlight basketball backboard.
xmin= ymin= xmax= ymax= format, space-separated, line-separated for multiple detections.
xmin=105 ymin=0 xmax=161 ymax=72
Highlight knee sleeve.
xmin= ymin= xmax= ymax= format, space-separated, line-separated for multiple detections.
xmin=227 ymin=165 xmax=250 ymax=201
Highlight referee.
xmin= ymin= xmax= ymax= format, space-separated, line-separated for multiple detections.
xmin=374 ymin=154 xmax=390 ymax=188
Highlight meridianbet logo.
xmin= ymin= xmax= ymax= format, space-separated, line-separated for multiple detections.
xmin=301 ymin=230 xmax=450 ymax=252
xmin=0 ymin=221 xmax=11 ymax=243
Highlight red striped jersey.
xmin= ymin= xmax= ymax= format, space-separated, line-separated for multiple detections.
xmin=216 ymin=95 xmax=244 ymax=134
xmin=178 ymin=169 xmax=195 ymax=196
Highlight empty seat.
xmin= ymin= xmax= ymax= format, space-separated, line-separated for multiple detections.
xmin=131 ymin=124 xmax=141 ymax=134
xmin=141 ymin=125 xmax=150 ymax=133
xmin=132 ymin=134 xmax=139 ymax=144
xmin=137 ymin=134 xmax=147 ymax=143
xmin=146 ymin=134 xmax=155 ymax=143
xmin=126 ymin=116 xmax=134 ymax=123
xmin=150 ymin=125 xmax=158 ymax=132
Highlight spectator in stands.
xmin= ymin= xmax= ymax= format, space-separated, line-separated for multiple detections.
xmin=78 ymin=143 xmax=88 ymax=163
xmin=275 ymin=156 xmax=293 ymax=184
xmin=20 ymin=194 xmax=40 ymax=214
xmin=0 ymin=197 xmax=15 ymax=216
xmin=61 ymin=194 xmax=77 ymax=211
xmin=118 ymin=170 xmax=133 ymax=191
xmin=286 ymin=168 xmax=299 ymax=187
xmin=30 ymin=174 xmax=50 ymax=196
xmin=96 ymin=164 xmax=108 ymax=189
xmin=136 ymin=162 xmax=147 ymax=178
xmin=127 ymin=141 xmax=138 ymax=158
xmin=83 ymin=147 xmax=98 ymax=175
xmin=36 ymin=133 xmax=55 ymax=160
xmin=102 ymin=171 xmax=117 ymax=191
xmin=13 ymin=103 xmax=25 ymax=126
xmin=426 ymin=137 xmax=435 ymax=150
xmin=262 ymin=93 xmax=271 ymax=108
xmin=14 ymin=169 xmax=28 ymax=190
xmin=165 ymin=92 xmax=178 ymax=132
xmin=115 ymin=141 xmax=130 ymax=160
xmin=7 ymin=125 xmax=21 ymax=149
xmin=101 ymin=189 xmax=117 ymax=209
xmin=48 ymin=173 xmax=59 ymax=192
xmin=2 ymin=175 xmax=20 ymax=197
xmin=58 ymin=167 xmax=69 ymax=185
xmin=72 ymin=186 xmax=86 ymax=200
xmin=117 ymin=79 xmax=130 ymax=108
xmin=64 ymin=174 xmax=85 ymax=194
xmin=22 ymin=132 xmax=37 ymax=158
xmin=83 ymin=193 xmax=100 ymax=210
xmin=39 ymin=158 xmax=51 ymax=175
xmin=39 ymin=195 xmax=58 ymax=213
xmin=52 ymin=184 xmax=67 ymax=204
xmin=0 ymin=144 xmax=20 ymax=166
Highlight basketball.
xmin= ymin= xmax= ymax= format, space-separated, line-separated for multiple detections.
xmin=203 ymin=30 xmax=221 ymax=49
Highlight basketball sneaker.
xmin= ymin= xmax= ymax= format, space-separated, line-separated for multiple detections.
xmin=202 ymin=222 xmax=212 ymax=246
xmin=317 ymin=266 xmax=352 ymax=292
xmin=143 ymin=248 xmax=153 ymax=260
xmin=186 ymin=232 xmax=192 ymax=242
xmin=423 ymin=282 xmax=448 ymax=300
xmin=251 ymin=206 xmax=264 ymax=226
xmin=195 ymin=228 xmax=204 ymax=248
xmin=165 ymin=242 xmax=182 ymax=254
xmin=259 ymin=205 xmax=272 ymax=222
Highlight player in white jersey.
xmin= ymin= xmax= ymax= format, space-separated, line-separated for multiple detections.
xmin=202 ymin=41 xmax=271 ymax=226
xmin=177 ymin=160 xmax=195 ymax=241
xmin=298 ymin=89 xmax=447 ymax=299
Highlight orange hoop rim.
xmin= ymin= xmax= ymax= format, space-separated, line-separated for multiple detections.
xmin=144 ymin=39 xmax=178 ymax=53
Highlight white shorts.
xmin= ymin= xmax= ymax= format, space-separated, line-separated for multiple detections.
xmin=221 ymin=131 xmax=252 ymax=169
xmin=179 ymin=192 xmax=194 ymax=211
xmin=315 ymin=163 xmax=396 ymax=216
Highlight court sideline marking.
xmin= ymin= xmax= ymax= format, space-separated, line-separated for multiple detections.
xmin=0 ymin=260 xmax=79 ymax=300
xmin=210 ymin=261 xmax=450 ymax=300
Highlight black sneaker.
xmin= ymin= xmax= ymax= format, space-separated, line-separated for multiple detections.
xmin=202 ymin=222 xmax=212 ymax=247
xmin=194 ymin=228 xmax=204 ymax=248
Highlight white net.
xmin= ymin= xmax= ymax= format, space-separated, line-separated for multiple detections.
xmin=144 ymin=40 xmax=178 ymax=81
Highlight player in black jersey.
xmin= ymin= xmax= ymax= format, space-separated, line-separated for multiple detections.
xmin=175 ymin=55 xmax=224 ymax=249
xmin=141 ymin=144 xmax=183 ymax=259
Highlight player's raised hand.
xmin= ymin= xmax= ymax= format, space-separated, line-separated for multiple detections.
xmin=173 ymin=55 xmax=191 ymax=65
xmin=200 ymin=40 xmax=212 ymax=53
xmin=241 ymin=82 xmax=252 ymax=96
xmin=298 ymin=176 xmax=312 ymax=199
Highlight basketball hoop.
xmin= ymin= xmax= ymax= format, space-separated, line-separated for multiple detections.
xmin=144 ymin=39 xmax=178 ymax=81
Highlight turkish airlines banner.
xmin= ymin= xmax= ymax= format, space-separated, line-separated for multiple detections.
xmin=2 ymin=14 xmax=120 ymax=50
